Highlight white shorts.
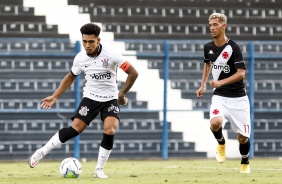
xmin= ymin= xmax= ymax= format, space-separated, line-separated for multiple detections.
xmin=209 ymin=95 xmax=251 ymax=137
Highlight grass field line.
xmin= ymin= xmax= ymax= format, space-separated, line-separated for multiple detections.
xmin=197 ymin=166 xmax=282 ymax=171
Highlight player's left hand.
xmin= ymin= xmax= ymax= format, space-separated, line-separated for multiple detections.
xmin=209 ymin=80 xmax=223 ymax=88
xmin=40 ymin=95 xmax=57 ymax=109
xmin=118 ymin=93 xmax=128 ymax=106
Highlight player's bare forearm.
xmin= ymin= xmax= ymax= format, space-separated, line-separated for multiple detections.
xmin=196 ymin=62 xmax=211 ymax=97
xmin=211 ymin=69 xmax=245 ymax=88
xmin=200 ymin=62 xmax=211 ymax=88
xmin=119 ymin=65 xmax=138 ymax=95
xmin=41 ymin=72 xmax=76 ymax=109
xmin=52 ymin=72 xmax=77 ymax=99
xmin=118 ymin=65 xmax=138 ymax=105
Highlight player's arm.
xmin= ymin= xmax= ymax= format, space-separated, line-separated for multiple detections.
xmin=196 ymin=62 xmax=212 ymax=97
xmin=118 ymin=61 xmax=138 ymax=105
xmin=209 ymin=68 xmax=245 ymax=88
xmin=41 ymin=72 xmax=77 ymax=109
xmin=210 ymin=44 xmax=245 ymax=88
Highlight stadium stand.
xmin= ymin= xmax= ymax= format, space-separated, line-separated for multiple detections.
xmin=70 ymin=0 xmax=282 ymax=40
xmin=67 ymin=0 xmax=282 ymax=157
xmin=1 ymin=0 xmax=281 ymax=159
xmin=0 ymin=0 xmax=207 ymax=160
xmin=0 ymin=0 xmax=68 ymax=38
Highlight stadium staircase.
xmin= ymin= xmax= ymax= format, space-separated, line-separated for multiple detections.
xmin=68 ymin=0 xmax=282 ymax=157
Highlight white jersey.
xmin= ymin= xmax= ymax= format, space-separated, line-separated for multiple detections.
xmin=71 ymin=43 xmax=126 ymax=102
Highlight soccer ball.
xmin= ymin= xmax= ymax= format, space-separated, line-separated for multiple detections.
xmin=59 ymin=157 xmax=82 ymax=178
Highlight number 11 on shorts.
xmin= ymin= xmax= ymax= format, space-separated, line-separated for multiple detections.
xmin=244 ymin=124 xmax=250 ymax=134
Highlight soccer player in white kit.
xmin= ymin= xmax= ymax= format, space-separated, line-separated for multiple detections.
xmin=28 ymin=23 xmax=138 ymax=178
xmin=196 ymin=13 xmax=251 ymax=173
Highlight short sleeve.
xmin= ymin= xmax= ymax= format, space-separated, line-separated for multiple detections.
xmin=112 ymin=49 xmax=126 ymax=66
xmin=203 ymin=44 xmax=210 ymax=63
xmin=233 ymin=44 xmax=246 ymax=69
xmin=71 ymin=54 xmax=81 ymax=76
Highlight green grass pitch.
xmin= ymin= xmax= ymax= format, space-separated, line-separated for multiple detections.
xmin=0 ymin=158 xmax=281 ymax=184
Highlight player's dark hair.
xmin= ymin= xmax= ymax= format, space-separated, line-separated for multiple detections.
xmin=80 ymin=23 xmax=101 ymax=37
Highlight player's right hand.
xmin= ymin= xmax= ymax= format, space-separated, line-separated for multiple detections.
xmin=40 ymin=96 xmax=57 ymax=109
xmin=118 ymin=92 xmax=128 ymax=106
xmin=196 ymin=87 xmax=205 ymax=98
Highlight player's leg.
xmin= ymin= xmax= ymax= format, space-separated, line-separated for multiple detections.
xmin=94 ymin=116 xmax=118 ymax=178
xmin=28 ymin=118 xmax=87 ymax=168
xmin=29 ymin=97 xmax=96 ymax=168
xmin=210 ymin=116 xmax=225 ymax=144
xmin=210 ymin=116 xmax=226 ymax=163
xmin=228 ymin=95 xmax=251 ymax=173
xmin=209 ymin=96 xmax=227 ymax=163
xmin=238 ymin=134 xmax=250 ymax=173
xmin=94 ymin=100 xmax=119 ymax=178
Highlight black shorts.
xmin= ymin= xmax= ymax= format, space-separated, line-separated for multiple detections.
xmin=71 ymin=97 xmax=120 ymax=126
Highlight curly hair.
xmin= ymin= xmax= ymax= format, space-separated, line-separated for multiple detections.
xmin=80 ymin=23 xmax=101 ymax=37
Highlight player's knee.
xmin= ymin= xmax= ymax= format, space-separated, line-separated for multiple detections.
xmin=103 ymin=125 xmax=117 ymax=135
xmin=103 ymin=116 xmax=119 ymax=134
xmin=238 ymin=134 xmax=248 ymax=144
xmin=210 ymin=117 xmax=222 ymax=130
xmin=71 ymin=118 xmax=87 ymax=133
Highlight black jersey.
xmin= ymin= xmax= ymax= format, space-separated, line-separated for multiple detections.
xmin=204 ymin=39 xmax=246 ymax=97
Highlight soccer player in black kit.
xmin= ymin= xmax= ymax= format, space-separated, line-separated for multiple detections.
xmin=196 ymin=13 xmax=251 ymax=173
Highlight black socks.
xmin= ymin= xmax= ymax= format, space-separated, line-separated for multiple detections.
xmin=101 ymin=133 xmax=115 ymax=150
xmin=58 ymin=126 xmax=79 ymax=143
xmin=240 ymin=140 xmax=250 ymax=164
xmin=211 ymin=127 xmax=225 ymax=145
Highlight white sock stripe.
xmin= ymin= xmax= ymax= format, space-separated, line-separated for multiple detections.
xmin=241 ymin=153 xmax=249 ymax=158
xmin=217 ymin=137 xmax=224 ymax=141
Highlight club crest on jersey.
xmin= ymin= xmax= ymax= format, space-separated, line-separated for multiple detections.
xmin=101 ymin=58 xmax=110 ymax=68
xmin=79 ymin=106 xmax=89 ymax=116
xmin=212 ymin=109 xmax=219 ymax=115
xmin=108 ymin=104 xmax=119 ymax=113
xmin=222 ymin=51 xmax=229 ymax=59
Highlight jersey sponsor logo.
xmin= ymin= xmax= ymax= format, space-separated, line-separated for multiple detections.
xmin=89 ymin=93 xmax=114 ymax=99
xmin=90 ymin=72 xmax=111 ymax=80
xmin=108 ymin=104 xmax=119 ymax=113
xmin=211 ymin=45 xmax=232 ymax=80
xmin=212 ymin=63 xmax=230 ymax=73
xmin=79 ymin=106 xmax=89 ymax=116
xmin=101 ymin=58 xmax=110 ymax=68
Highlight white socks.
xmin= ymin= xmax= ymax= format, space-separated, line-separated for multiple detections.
xmin=40 ymin=132 xmax=63 ymax=155
xmin=39 ymin=134 xmax=112 ymax=170
xmin=96 ymin=146 xmax=112 ymax=170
